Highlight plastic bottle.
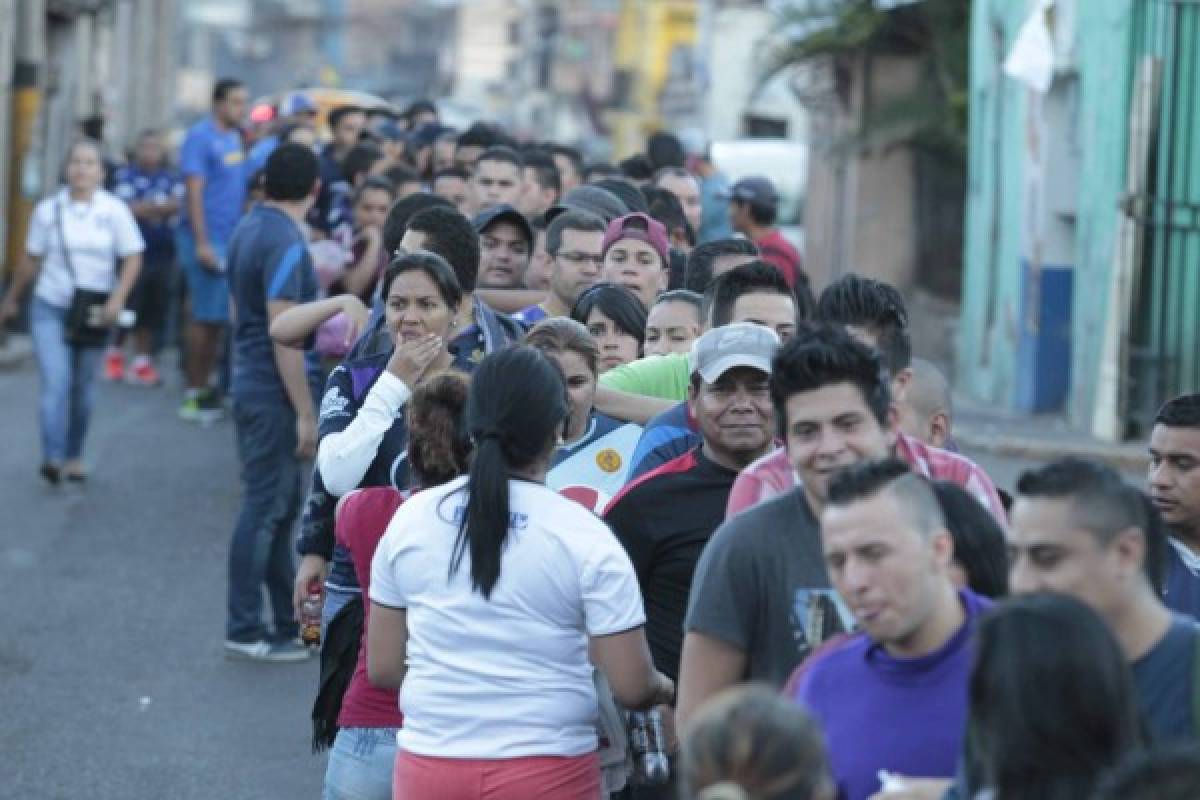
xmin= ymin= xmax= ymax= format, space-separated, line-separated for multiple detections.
xmin=628 ymin=709 xmax=671 ymax=784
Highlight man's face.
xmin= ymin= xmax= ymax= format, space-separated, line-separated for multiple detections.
xmin=412 ymin=109 xmax=438 ymax=128
xmin=1148 ymin=424 xmax=1200 ymax=536
xmin=711 ymin=253 xmax=757 ymax=280
xmin=657 ymin=173 xmax=703 ymax=234
xmin=602 ymin=238 xmax=666 ymax=311
xmin=785 ymin=382 xmax=892 ymax=509
xmin=821 ymin=490 xmax=952 ymax=651
xmin=478 ymin=221 xmax=531 ymax=288
xmin=730 ymin=292 xmax=796 ymax=342
xmin=456 ymin=144 xmax=484 ymax=174
xmin=135 ymin=135 xmax=164 ymax=168
xmin=525 ymin=229 xmax=553 ymax=292
xmin=469 ymin=159 xmax=522 ymax=212
xmin=688 ymin=367 xmax=775 ymax=469
xmin=334 ymin=112 xmax=367 ymax=151
xmin=217 ymin=88 xmax=249 ymax=128
xmin=518 ymin=167 xmax=556 ymax=216
xmin=353 ymin=187 xmax=392 ymax=232
xmin=645 ymin=300 xmax=702 ymax=357
xmin=728 ymin=199 xmax=752 ymax=233
xmin=553 ymin=153 xmax=581 ymax=192
xmin=549 ymin=228 xmax=605 ymax=308
xmin=433 ymin=175 xmax=470 ymax=215
xmin=1008 ymin=496 xmax=1129 ymax=619
xmin=434 ymin=138 xmax=458 ymax=172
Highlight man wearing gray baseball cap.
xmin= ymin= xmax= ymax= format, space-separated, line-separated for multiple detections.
xmin=603 ymin=322 xmax=780 ymax=795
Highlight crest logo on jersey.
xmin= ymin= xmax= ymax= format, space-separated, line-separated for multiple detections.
xmin=595 ymin=448 xmax=622 ymax=473
xmin=319 ymin=385 xmax=350 ymax=421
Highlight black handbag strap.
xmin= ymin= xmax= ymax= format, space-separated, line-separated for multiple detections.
xmin=54 ymin=198 xmax=80 ymax=290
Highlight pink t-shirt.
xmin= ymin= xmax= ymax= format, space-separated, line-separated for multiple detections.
xmin=725 ymin=433 xmax=1007 ymax=522
xmin=335 ymin=487 xmax=408 ymax=729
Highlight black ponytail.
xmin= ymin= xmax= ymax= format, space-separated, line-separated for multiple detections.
xmin=450 ymin=347 xmax=568 ymax=598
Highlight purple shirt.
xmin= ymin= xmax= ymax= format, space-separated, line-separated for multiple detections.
xmin=790 ymin=589 xmax=991 ymax=800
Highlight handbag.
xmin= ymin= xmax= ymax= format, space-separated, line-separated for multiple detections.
xmin=56 ymin=199 xmax=112 ymax=347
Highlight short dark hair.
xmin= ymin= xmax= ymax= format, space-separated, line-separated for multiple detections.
xmin=329 ymin=105 xmax=366 ymax=130
xmin=380 ymin=250 xmax=464 ymax=311
xmin=406 ymin=206 xmax=481 ymax=292
xmin=593 ymin=178 xmax=649 ymax=214
xmin=476 ymin=145 xmax=523 ymax=170
xmin=1155 ymin=394 xmax=1200 ymax=429
xmin=342 ymin=143 xmax=383 ymax=185
xmin=522 ymin=151 xmax=561 ymax=194
xmin=770 ymin=322 xmax=891 ymax=431
xmin=685 ymin=238 xmax=760 ymax=293
xmin=382 ymin=164 xmax=418 ymax=189
xmin=404 ymin=98 xmax=437 ymax=120
xmin=1094 ymin=745 xmax=1200 ymax=800
xmin=433 ymin=166 xmax=469 ymax=184
xmin=1016 ymin=457 xmax=1165 ymax=588
xmin=212 ymin=78 xmax=244 ymax=105
xmin=264 ymin=143 xmax=319 ymax=201
xmin=354 ymin=175 xmax=396 ymax=205
xmin=457 ymin=121 xmax=514 ymax=152
xmin=643 ymin=187 xmax=696 ymax=247
xmin=570 ymin=282 xmax=648 ymax=347
xmin=932 ymin=481 xmax=1009 ymax=598
xmin=817 ymin=274 xmax=912 ymax=376
xmin=647 ymin=131 xmax=686 ymax=170
xmin=545 ymin=209 xmax=606 ymax=256
xmin=654 ymin=289 xmax=703 ymax=315
xmin=381 ymin=192 xmax=453 ymax=255
xmin=704 ymin=261 xmax=793 ymax=328
xmin=619 ymin=154 xmax=654 ymax=183
xmin=826 ymin=459 xmax=946 ymax=537
xmin=734 ymin=198 xmax=777 ymax=226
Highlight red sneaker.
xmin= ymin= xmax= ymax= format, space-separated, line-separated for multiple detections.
xmin=103 ymin=350 xmax=124 ymax=382
xmin=129 ymin=359 xmax=162 ymax=387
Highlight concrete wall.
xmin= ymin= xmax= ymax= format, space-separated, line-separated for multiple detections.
xmin=958 ymin=0 xmax=1135 ymax=427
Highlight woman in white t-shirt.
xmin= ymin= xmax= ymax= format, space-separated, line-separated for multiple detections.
xmin=368 ymin=346 xmax=673 ymax=800
xmin=0 ymin=139 xmax=145 ymax=483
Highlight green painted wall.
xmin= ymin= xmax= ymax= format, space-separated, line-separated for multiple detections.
xmin=959 ymin=0 xmax=1136 ymax=427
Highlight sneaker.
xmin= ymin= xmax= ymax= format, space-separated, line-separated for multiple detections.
xmin=128 ymin=360 xmax=162 ymax=387
xmin=103 ymin=350 xmax=124 ymax=382
xmin=178 ymin=390 xmax=224 ymax=424
xmin=223 ymin=638 xmax=315 ymax=663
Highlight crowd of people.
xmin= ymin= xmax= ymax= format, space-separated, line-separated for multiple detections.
xmin=6 ymin=78 xmax=1200 ymax=800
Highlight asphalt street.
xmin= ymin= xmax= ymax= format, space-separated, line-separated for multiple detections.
xmin=0 ymin=348 xmax=1094 ymax=800
xmin=1 ymin=358 xmax=326 ymax=800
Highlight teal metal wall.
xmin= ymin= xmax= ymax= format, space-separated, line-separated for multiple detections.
xmin=959 ymin=0 xmax=1138 ymax=427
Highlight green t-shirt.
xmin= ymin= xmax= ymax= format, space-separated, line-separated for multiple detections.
xmin=598 ymin=352 xmax=691 ymax=401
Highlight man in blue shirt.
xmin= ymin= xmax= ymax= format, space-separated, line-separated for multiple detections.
xmin=224 ymin=143 xmax=321 ymax=662
xmin=177 ymin=77 xmax=248 ymax=423
xmin=1149 ymin=394 xmax=1200 ymax=619
xmin=111 ymin=128 xmax=183 ymax=385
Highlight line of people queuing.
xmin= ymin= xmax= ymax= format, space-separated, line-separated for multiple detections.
xmin=7 ymin=80 xmax=1200 ymax=800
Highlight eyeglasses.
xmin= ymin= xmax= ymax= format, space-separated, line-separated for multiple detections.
xmin=556 ymin=251 xmax=604 ymax=265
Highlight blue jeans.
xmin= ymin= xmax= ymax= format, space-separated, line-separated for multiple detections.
xmin=30 ymin=298 xmax=104 ymax=464
xmin=322 ymin=727 xmax=399 ymax=800
xmin=226 ymin=399 xmax=304 ymax=642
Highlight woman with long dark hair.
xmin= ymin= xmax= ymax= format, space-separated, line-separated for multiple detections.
xmin=965 ymin=592 xmax=1143 ymax=800
xmin=932 ymin=481 xmax=1009 ymax=599
xmin=368 ymin=346 xmax=672 ymax=799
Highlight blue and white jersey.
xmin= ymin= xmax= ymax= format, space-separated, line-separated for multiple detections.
xmin=547 ymin=413 xmax=642 ymax=504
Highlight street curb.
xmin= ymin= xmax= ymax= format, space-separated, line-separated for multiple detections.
xmin=0 ymin=335 xmax=33 ymax=372
xmin=956 ymin=427 xmax=1150 ymax=471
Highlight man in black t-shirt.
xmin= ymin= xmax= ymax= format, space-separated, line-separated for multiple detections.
xmin=604 ymin=323 xmax=779 ymax=681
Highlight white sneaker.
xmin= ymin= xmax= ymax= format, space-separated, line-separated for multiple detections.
xmin=223 ymin=638 xmax=314 ymax=663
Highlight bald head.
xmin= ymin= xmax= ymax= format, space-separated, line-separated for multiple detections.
xmin=897 ymin=358 xmax=953 ymax=448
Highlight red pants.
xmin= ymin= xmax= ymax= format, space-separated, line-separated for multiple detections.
xmin=393 ymin=750 xmax=601 ymax=799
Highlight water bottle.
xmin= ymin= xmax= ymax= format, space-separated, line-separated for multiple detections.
xmin=628 ymin=709 xmax=670 ymax=785
xmin=299 ymin=588 xmax=322 ymax=646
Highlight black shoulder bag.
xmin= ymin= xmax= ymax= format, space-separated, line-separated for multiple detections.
xmin=56 ymin=199 xmax=112 ymax=348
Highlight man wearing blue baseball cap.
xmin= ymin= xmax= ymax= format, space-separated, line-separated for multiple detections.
xmin=722 ymin=175 xmax=803 ymax=291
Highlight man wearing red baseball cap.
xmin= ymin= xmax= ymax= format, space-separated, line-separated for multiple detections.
xmin=600 ymin=212 xmax=672 ymax=310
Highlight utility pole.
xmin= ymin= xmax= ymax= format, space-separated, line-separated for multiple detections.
xmin=5 ymin=0 xmax=45 ymax=285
